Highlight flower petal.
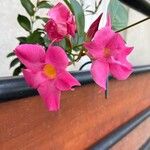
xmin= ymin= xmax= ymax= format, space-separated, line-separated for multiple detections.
xmin=38 ymin=81 xmax=61 ymax=111
xmin=84 ymin=41 xmax=103 ymax=59
xmin=48 ymin=3 xmax=70 ymax=22
xmin=45 ymin=19 xmax=65 ymax=42
xmin=56 ymin=71 xmax=80 ymax=91
xmin=123 ymin=47 xmax=134 ymax=55
xmin=93 ymin=27 xmax=115 ymax=47
xmin=45 ymin=46 xmax=68 ymax=70
xmin=107 ymin=33 xmax=125 ymax=52
xmin=14 ymin=44 xmax=45 ymax=71
xmin=23 ymin=69 xmax=47 ymax=89
xmin=87 ymin=13 xmax=103 ymax=40
xmin=57 ymin=23 xmax=68 ymax=36
xmin=106 ymin=33 xmax=133 ymax=59
xmin=67 ymin=16 xmax=76 ymax=36
xmin=91 ymin=60 xmax=109 ymax=90
xmin=109 ymin=59 xmax=133 ymax=80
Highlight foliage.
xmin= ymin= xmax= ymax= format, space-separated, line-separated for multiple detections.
xmin=108 ymin=0 xmax=128 ymax=31
xmin=7 ymin=0 xmax=52 ymax=76
xmin=7 ymin=0 xmax=128 ymax=76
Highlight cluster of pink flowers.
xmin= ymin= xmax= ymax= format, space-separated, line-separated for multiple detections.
xmin=15 ymin=3 xmax=133 ymax=111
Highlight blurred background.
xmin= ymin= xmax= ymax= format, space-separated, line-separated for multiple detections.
xmin=0 ymin=0 xmax=150 ymax=77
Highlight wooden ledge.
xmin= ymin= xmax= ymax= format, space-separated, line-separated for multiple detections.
xmin=0 ymin=72 xmax=150 ymax=149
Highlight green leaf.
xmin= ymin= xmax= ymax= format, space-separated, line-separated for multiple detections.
xmin=10 ymin=58 xmax=19 ymax=68
xmin=7 ymin=52 xmax=15 ymax=58
xmin=71 ymin=32 xmax=85 ymax=47
xmin=17 ymin=15 xmax=31 ymax=32
xmin=13 ymin=66 xmax=22 ymax=76
xmin=63 ymin=0 xmax=73 ymax=12
xmin=108 ymin=0 xmax=128 ymax=31
xmin=20 ymin=0 xmax=35 ymax=16
xmin=37 ymin=1 xmax=52 ymax=9
xmin=43 ymin=35 xmax=51 ymax=48
xmin=26 ymin=29 xmax=44 ymax=45
xmin=59 ymin=38 xmax=66 ymax=50
xmin=17 ymin=37 xmax=27 ymax=44
xmin=70 ymin=0 xmax=85 ymax=36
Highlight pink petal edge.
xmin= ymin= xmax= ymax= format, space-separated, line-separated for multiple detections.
xmin=45 ymin=46 xmax=69 ymax=70
xmin=91 ymin=60 xmax=109 ymax=90
xmin=14 ymin=44 xmax=45 ymax=71
xmin=56 ymin=71 xmax=81 ymax=91
xmin=38 ymin=81 xmax=61 ymax=111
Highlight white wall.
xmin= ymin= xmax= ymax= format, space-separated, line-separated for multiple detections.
xmin=0 ymin=0 xmax=150 ymax=77
xmin=126 ymin=9 xmax=150 ymax=66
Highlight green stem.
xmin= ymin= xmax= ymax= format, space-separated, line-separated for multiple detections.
xmin=30 ymin=16 xmax=34 ymax=33
xmin=116 ymin=16 xmax=150 ymax=33
xmin=73 ymin=43 xmax=83 ymax=49
xmin=30 ymin=1 xmax=39 ymax=33
xmin=65 ymin=37 xmax=73 ymax=52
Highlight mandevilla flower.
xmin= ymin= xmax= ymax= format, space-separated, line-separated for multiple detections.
xmin=84 ymin=16 xmax=133 ymax=90
xmin=45 ymin=2 xmax=76 ymax=42
xmin=14 ymin=44 xmax=80 ymax=111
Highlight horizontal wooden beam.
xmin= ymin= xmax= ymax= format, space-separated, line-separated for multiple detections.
xmin=90 ymin=108 xmax=150 ymax=150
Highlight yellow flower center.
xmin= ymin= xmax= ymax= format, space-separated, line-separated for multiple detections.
xmin=104 ymin=48 xmax=111 ymax=58
xmin=43 ymin=64 xmax=57 ymax=79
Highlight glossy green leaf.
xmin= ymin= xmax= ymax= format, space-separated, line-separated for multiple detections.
xmin=13 ymin=66 xmax=22 ymax=76
xmin=7 ymin=52 xmax=15 ymax=58
xmin=20 ymin=0 xmax=35 ymax=16
xmin=10 ymin=58 xmax=19 ymax=68
xmin=26 ymin=29 xmax=44 ymax=45
xmin=108 ymin=0 xmax=128 ymax=31
xmin=70 ymin=0 xmax=85 ymax=36
xmin=71 ymin=32 xmax=85 ymax=47
xmin=37 ymin=1 xmax=52 ymax=9
xmin=17 ymin=37 xmax=27 ymax=44
xmin=17 ymin=15 xmax=31 ymax=32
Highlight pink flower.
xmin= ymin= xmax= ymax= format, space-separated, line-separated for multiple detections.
xmin=84 ymin=16 xmax=133 ymax=90
xmin=14 ymin=44 xmax=80 ymax=111
xmin=45 ymin=3 xmax=76 ymax=42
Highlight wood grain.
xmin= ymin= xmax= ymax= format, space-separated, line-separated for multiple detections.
xmin=111 ymin=118 xmax=150 ymax=150
xmin=0 ymin=73 xmax=150 ymax=150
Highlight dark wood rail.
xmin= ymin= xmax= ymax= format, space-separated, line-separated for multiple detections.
xmin=0 ymin=65 xmax=150 ymax=102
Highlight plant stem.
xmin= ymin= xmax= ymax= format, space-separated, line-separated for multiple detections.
xmin=73 ymin=43 xmax=83 ymax=49
xmin=116 ymin=16 xmax=150 ymax=33
xmin=105 ymin=78 xmax=109 ymax=99
xmin=30 ymin=1 xmax=39 ymax=33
